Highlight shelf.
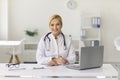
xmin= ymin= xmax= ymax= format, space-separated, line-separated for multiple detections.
xmin=81 ymin=27 xmax=100 ymax=30
xmin=81 ymin=38 xmax=100 ymax=41
xmin=23 ymin=41 xmax=38 ymax=54
xmin=75 ymin=49 xmax=79 ymax=52
xmin=24 ymin=41 xmax=38 ymax=44
xmin=24 ymin=50 xmax=37 ymax=53
xmin=80 ymin=13 xmax=101 ymax=47
xmin=81 ymin=26 xmax=92 ymax=29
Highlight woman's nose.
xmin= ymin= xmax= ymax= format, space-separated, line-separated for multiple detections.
xmin=53 ymin=25 xmax=57 ymax=29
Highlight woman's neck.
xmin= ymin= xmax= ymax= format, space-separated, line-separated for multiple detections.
xmin=54 ymin=35 xmax=58 ymax=39
xmin=53 ymin=33 xmax=61 ymax=39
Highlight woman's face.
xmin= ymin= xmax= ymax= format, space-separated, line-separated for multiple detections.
xmin=49 ymin=19 xmax=62 ymax=37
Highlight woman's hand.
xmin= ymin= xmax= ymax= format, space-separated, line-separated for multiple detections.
xmin=54 ymin=57 xmax=68 ymax=65
xmin=48 ymin=57 xmax=68 ymax=66
xmin=48 ymin=60 xmax=58 ymax=66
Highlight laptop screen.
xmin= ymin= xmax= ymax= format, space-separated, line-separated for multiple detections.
xmin=79 ymin=46 xmax=104 ymax=69
xmin=66 ymin=46 xmax=104 ymax=70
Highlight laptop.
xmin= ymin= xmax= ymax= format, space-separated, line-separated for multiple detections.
xmin=66 ymin=46 xmax=104 ymax=70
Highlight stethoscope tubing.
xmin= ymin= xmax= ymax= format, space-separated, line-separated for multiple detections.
xmin=44 ymin=32 xmax=67 ymax=51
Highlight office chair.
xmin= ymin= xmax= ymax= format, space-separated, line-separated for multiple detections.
xmin=72 ymin=37 xmax=85 ymax=64
xmin=7 ymin=39 xmax=25 ymax=64
xmin=114 ymin=37 xmax=120 ymax=51
xmin=113 ymin=37 xmax=120 ymax=69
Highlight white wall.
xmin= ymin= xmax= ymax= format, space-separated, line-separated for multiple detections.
xmin=1 ymin=0 xmax=120 ymax=63
xmin=8 ymin=0 xmax=80 ymax=41
xmin=100 ymin=0 xmax=120 ymax=62
xmin=0 ymin=0 xmax=8 ymax=40
xmin=0 ymin=0 xmax=9 ymax=62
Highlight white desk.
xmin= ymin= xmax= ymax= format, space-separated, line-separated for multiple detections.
xmin=0 ymin=63 xmax=118 ymax=80
xmin=0 ymin=41 xmax=22 ymax=63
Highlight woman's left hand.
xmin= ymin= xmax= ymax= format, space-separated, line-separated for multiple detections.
xmin=56 ymin=57 xmax=68 ymax=65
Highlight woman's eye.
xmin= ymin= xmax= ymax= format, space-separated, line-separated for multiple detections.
xmin=51 ymin=24 xmax=54 ymax=26
xmin=56 ymin=23 xmax=60 ymax=26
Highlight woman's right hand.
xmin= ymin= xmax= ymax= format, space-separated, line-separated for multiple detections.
xmin=48 ymin=57 xmax=68 ymax=66
xmin=48 ymin=60 xmax=58 ymax=66
xmin=53 ymin=57 xmax=68 ymax=65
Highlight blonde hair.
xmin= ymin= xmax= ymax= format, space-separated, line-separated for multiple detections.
xmin=49 ymin=14 xmax=62 ymax=26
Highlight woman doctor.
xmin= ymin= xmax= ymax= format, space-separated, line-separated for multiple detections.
xmin=36 ymin=14 xmax=75 ymax=66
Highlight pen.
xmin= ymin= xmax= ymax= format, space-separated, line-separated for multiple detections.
xmin=33 ymin=67 xmax=45 ymax=70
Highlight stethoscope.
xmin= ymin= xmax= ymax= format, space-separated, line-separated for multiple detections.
xmin=44 ymin=32 xmax=67 ymax=51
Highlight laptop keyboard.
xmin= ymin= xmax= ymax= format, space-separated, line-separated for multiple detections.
xmin=66 ymin=64 xmax=80 ymax=69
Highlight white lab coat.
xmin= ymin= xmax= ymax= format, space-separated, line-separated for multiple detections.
xmin=36 ymin=33 xmax=76 ymax=65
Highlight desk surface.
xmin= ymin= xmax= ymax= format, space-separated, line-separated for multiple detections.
xmin=0 ymin=41 xmax=21 ymax=46
xmin=0 ymin=63 xmax=118 ymax=78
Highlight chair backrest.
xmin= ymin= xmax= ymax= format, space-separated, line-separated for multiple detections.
xmin=72 ymin=39 xmax=85 ymax=51
xmin=19 ymin=38 xmax=25 ymax=53
xmin=72 ymin=36 xmax=85 ymax=63
xmin=7 ymin=39 xmax=25 ymax=55
xmin=114 ymin=37 xmax=120 ymax=51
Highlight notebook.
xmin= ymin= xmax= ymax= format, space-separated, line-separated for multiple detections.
xmin=66 ymin=46 xmax=104 ymax=70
